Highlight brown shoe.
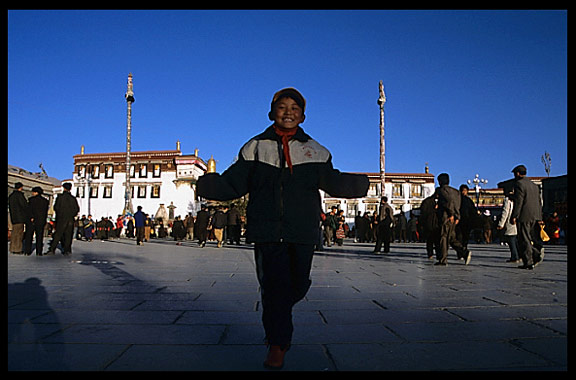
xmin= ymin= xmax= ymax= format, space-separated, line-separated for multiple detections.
xmin=263 ymin=345 xmax=289 ymax=370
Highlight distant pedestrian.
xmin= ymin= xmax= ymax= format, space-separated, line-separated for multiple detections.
xmin=134 ymin=206 xmax=146 ymax=245
xmin=227 ymin=204 xmax=241 ymax=245
xmin=482 ymin=210 xmax=493 ymax=244
xmin=497 ymin=179 xmax=519 ymax=263
xmin=84 ymin=215 xmax=95 ymax=241
xmin=354 ymin=211 xmax=364 ymax=242
xmin=24 ymin=187 xmax=49 ymax=256
xmin=373 ymin=196 xmax=394 ymax=253
xmin=419 ymin=192 xmax=438 ymax=259
xmin=195 ymin=204 xmax=210 ymax=248
xmin=76 ymin=215 xmax=85 ymax=240
xmin=172 ymin=216 xmax=186 ymax=245
xmin=126 ymin=216 xmax=134 ymax=238
xmin=509 ymin=165 xmax=544 ymax=269
xmin=8 ymin=182 xmax=29 ymax=255
xmin=211 ymin=206 xmax=227 ymax=248
xmin=115 ymin=215 xmax=124 ymax=238
xmin=197 ymin=87 xmax=368 ymax=370
xmin=435 ymin=173 xmax=471 ymax=265
xmin=335 ymin=210 xmax=346 ymax=246
xmin=457 ymin=184 xmax=476 ymax=250
xmin=185 ymin=213 xmax=195 ymax=240
xmin=407 ymin=212 xmax=418 ymax=242
xmin=323 ymin=206 xmax=338 ymax=247
xmin=144 ymin=215 xmax=152 ymax=241
xmin=396 ymin=212 xmax=407 ymax=243
xmin=47 ymin=183 xmax=80 ymax=255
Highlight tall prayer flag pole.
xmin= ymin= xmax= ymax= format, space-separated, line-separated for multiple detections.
xmin=123 ymin=73 xmax=135 ymax=215
xmin=378 ymin=80 xmax=386 ymax=195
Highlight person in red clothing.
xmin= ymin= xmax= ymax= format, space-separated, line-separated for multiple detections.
xmin=197 ymin=88 xmax=369 ymax=369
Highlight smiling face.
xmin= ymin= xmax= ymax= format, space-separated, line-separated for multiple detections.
xmin=270 ymin=97 xmax=305 ymax=129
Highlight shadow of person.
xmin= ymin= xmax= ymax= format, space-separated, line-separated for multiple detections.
xmin=8 ymin=277 xmax=67 ymax=370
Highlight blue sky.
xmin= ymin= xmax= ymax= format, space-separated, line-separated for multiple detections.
xmin=8 ymin=10 xmax=567 ymax=189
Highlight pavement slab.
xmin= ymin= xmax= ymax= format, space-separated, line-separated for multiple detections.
xmin=8 ymin=238 xmax=567 ymax=371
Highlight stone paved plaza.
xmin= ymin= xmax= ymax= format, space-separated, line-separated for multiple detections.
xmin=8 ymin=238 xmax=567 ymax=371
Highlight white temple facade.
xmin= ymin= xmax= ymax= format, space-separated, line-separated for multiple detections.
xmin=69 ymin=145 xmax=208 ymax=220
xmin=67 ymin=144 xmax=435 ymax=226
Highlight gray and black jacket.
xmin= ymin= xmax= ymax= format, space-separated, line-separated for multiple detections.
xmin=197 ymin=125 xmax=369 ymax=244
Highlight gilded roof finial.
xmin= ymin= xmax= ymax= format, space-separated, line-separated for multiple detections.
xmin=207 ymin=156 xmax=216 ymax=173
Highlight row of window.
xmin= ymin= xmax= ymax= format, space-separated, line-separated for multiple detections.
xmin=77 ymin=163 xmax=162 ymax=179
xmin=367 ymin=183 xmax=425 ymax=198
xmin=76 ymin=184 xmax=161 ymax=199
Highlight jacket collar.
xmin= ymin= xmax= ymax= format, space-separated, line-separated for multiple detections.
xmin=261 ymin=125 xmax=311 ymax=142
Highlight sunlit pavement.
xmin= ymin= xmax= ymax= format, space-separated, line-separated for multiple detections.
xmin=8 ymin=238 xmax=567 ymax=371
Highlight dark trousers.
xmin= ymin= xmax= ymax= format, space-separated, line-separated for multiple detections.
xmin=422 ymin=227 xmax=437 ymax=258
xmin=227 ymin=225 xmax=240 ymax=244
xmin=136 ymin=226 xmax=145 ymax=244
xmin=374 ymin=219 xmax=392 ymax=253
xmin=24 ymin=222 xmax=46 ymax=255
xmin=254 ymin=242 xmax=314 ymax=346
xmin=436 ymin=218 xmax=467 ymax=263
xmin=456 ymin=221 xmax=472 ymax=249
xmin=196 ymin=227 xmax=208 ymax=245
xmin=49 ymin=219 xmax=75 ymax=253
xmin=517 ymin=221 xmax=543 ymax=266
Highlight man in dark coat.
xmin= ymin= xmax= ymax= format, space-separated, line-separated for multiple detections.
xmin=24 ymin=187 xmax=49 ymax=256
xmin=47 ymin=183 xmax=80 ymax=255
xmin=8 ymin=182 xmax=29 ymax=254
xmin=172 ymin=216 xmax=186 ymax=244
xmin=435 ymin=173 xmax=471 ymax=265
xmin=419 ymin=192 xmax=438 ymax=259
xmin=457 ymin=184 xmax=477 ymax=252
xmin=227 ymin=203 xmax=242 ymax=245
xmin=133 ymin=206 xmax=146 ymax=245
xmin=211 ymin=206 xmax=228 ymax=248
xmin=195 ymin=204 xmax=210 ymax=248
xmin=510 ymin=165 xmax=544 ymax=269
xmin=373 ymin=196 xmax=394 ymax=253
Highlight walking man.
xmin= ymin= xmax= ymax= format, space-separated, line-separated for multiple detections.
xmin=435 ymin=173 xmax=471 ymax=265
xmin=510 ymin=165 xmax=544 ymax=269
xmin=373 ymin=196 xmax=394 ymax=253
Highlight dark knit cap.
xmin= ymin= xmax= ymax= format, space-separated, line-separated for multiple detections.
xmin=270 ymin=88 xmax=306 ymax=112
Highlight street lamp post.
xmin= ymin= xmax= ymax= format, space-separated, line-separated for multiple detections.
xmin=467 ymin=174 xmax=488 ymax=207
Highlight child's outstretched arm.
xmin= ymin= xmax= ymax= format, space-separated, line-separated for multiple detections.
xmin=197 ymin=155 xmax=251 ymax=201
xmin=318 ymin=156 xmax=369 ymax=199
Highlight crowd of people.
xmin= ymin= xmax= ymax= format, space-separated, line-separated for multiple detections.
xmin=319 ymin=166 xmax=565 ymax=271
xmin=8 ymin=171 xmax=567 ymax=262
xmin=8 ymin=172 xmax=567 ymax=263
xmin=7 ymin=181 xmax=247 ymax=256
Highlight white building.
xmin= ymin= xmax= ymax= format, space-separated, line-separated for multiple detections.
xmin=70 ymin=145 xmax=208 ymax=220
xmin=68 ymin=143 xmax=436 ymax=227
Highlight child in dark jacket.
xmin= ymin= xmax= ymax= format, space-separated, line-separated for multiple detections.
xmin=197 ymin=88 xmax=369 ymax=369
